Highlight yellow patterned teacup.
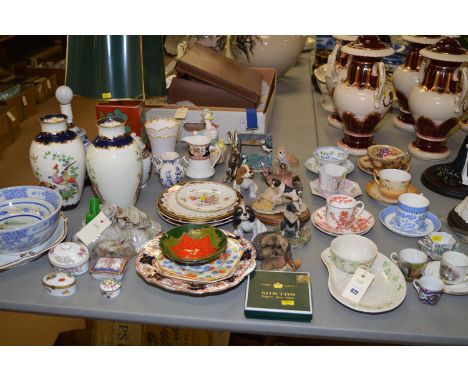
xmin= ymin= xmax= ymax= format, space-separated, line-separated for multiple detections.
xmin=373 ymin=169 xmax=411 ymax=200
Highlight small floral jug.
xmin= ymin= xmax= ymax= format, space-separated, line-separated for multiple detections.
xmin=153 ymin=152 xmax=188 ymax=187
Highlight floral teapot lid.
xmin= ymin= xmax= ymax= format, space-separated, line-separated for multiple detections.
xmin=49 ymin=241 xmax=90 ymax=268
xmin=420 ymin=37 xmax=468 ymax=63
xmin=401 ymin=35 xmax=442 ymax=45
xmin=341 ymin=35 xmax=394 ymax=57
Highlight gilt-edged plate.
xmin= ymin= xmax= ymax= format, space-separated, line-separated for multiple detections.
xmin=321 ymin=248 xmax=406 ymax=313
xmin=0 ymin=214 xmax=67 ymax=271
xmin=157 ymin=208 xmax=233 ymax=227
xmin=136 ymin=234 xmax=256 ymax=295
xmin=175 ymin=182 xmax=238 ymax=213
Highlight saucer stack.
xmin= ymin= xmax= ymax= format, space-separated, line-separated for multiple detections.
xmin=157 ymin=181 xmax=241 ymax=226
xmin=135 ymin=231 xmax=256 ymax=295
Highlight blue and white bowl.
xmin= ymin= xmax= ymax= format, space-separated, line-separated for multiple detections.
xmin=0 ymin=186 xmax=62 ymax=253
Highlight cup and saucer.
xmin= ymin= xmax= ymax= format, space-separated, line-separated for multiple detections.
xmin=304 ymin=146 xmax=354 ymax=175
xmin=365 ymin=168 xmax=419 ymax=204
xmin=358 ymin=145 xmax=411 ymax=175
xmin=312 ymin=194 xmax=375 ymax=236
xmin=309 ymin=162 xmax=361 ymax=199
xmin=379 ymin=193 xmax=441 ymax=238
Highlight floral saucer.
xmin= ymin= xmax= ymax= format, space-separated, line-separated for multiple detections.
xmin=423 ymin=261 xmax=468 ymax=296
xmin=304 ymin=156 xmax=354 ymax=175
xmin=321 ymin=248 xmax=406 ymax=313
xmin=309 ymin=179 xmax=362 ymax=199
xmin=379 ymin=206 xmax=441 ymax=238
xmin=365 ymin=180 xmax=420 ymax=204
xmin=312 ymin=206 xmax=375 ymax=236
xmin=358 ymin=156 xmax=410 ymax=175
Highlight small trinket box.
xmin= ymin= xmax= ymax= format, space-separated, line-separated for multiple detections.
xmin=89 ymin=256 xmax=129 ymax=280
xmin=48 ymin=242 xmax=90 ymax=275
xmin=43 ymin=272 xmax=76 ymax=297
xmin=100 ymin=279 xmax=122 ymax=299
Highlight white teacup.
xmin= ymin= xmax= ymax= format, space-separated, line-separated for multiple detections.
xmin=373 ymin=169 xmax=411 ymax=200
xmin=318 ymin=163 xmax=347 ymax=193
xmin=325 ymin=194 xmax=365 ymax=230
xmin=390 ymin=248 xmax=427 ymax=281
xmin=439 ymin=251 xmax=468 ymax=285
xmin=330 ymin=234 xmax=377 ymax=273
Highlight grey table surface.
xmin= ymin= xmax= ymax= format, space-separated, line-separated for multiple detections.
xmin=1 ymin=53 xmax=467 ymax=345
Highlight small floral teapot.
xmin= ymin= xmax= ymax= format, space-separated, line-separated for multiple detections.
xmin=153 ymin=152 xmax=188 ymax=187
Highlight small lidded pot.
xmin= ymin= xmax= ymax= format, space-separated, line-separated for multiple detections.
xmin=48 ymin=241 xmax=90 ymax=276
xmin=43 ymin=272 xmax=76 ymax=297
xmin=100 ymin=279 xmax=122 ymax=299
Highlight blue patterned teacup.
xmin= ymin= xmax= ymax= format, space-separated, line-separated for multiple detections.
xmin=413 ymin=276 xmax=444 ymax=305
xmin=395 ymin=193 xmax=429 ymax=231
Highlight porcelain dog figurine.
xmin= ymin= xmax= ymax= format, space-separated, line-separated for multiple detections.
xmin=280 ymin=202 xmax=302 ymax=238
xmin=233 ymin=164 xmax=258 ymax=198
xmin=270 ymin=178 xmax=302 ymax=206
xmin=233 ymin=202 xmax=267 ymax=239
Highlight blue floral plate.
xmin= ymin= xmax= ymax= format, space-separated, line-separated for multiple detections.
xmin=379 ymin=206 xmax=441 ymax=238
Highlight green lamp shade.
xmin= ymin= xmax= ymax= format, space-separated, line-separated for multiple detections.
xmin=66 ymin=35 xmax=166 ymax=100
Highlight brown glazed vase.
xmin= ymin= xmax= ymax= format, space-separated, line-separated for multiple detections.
xmin=392 ymin=36 xmax=442 ymax=132
xmin=408 ymin=37 xmax=468 ymax=160
xmin=333 ymin=36 xmax=395 ymax=155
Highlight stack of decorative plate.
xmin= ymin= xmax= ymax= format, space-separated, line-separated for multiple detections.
xmin=157 ymin=181 xmax=241 ymax=226
xmin=136 ymin=225 xmax=256 ymax=295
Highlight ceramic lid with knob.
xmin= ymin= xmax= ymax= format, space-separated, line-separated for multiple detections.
xmin=48 ymin=241 xmax=89 ymax=269
xmin=401 ymin=35 xmax=442 ymax=45
xmin=341 ymin=35 xmax=395 ymax=57
xmin=333 ymin=35 xmax=359 ymax=42
xmin=420 ymin=37 xmax=468 ymax=63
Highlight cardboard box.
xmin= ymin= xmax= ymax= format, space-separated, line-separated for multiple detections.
xmin=0 ymin=89 xmax=24 ymax=122
xmin=25 ymin=77 xmax=48 ymax=103
xmin=14 ymin=65 xmax=65 ymax=87
xmin=0 ymin=86 xmax=37 ymax=121
xmin=0 ymin=105 xmax=20 ymax=130
xmin=43 ymin=73 xmax=58 ymax=98
xmin=95 ymin=100 xmax=146 ymax=143
xmin=144 ymin=67 xmax=277 ymax=143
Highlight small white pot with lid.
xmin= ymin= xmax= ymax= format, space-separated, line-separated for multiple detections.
xmin=43 ymin=272 xmax=76 ymax=297
xmin=48 ymin=241 xmax=90 ymax=275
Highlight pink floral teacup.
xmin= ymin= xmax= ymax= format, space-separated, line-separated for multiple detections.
xmin=325 ymin=194 xmax=365 ymax=230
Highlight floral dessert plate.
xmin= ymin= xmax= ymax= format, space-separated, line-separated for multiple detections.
xmin=175 ymin=182 xmax=237 ymax=213
xmin=159 ymin=184 xmax=238 ymax=220
xmin=146 ymin=236 xmax=244 ymax=283
xmin=379 ymin=206 xmax=441 ymax=238
xmin=159 ymin=224 xmax=227 ymax=265
xmin=321 ymin=248 xmax=407 ymax=313
xmin=157 ymin=209 xmax=233 ymax=227
xmin=304 ymin=157 xmax=354 ymax=174
xmin=312 ymin=206 xmax=375 ymax=236
xmin=365 ymin=180 xmax=420 ymax=205
xmin=136 ymin=235 xmax=256 ymax=295
xmin=423 ymin=261 xmax=468 ymax=296
xmin=0 ymin=214 xmax=67 ymax=270
xmin=309 ymin=179 xmax=362 ymax=199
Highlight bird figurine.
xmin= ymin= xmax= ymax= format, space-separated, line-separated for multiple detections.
xmin=276 ymin=145 xmax=299 ymax=172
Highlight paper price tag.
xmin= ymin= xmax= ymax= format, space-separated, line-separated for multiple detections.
xmin=46 ymin=79 xmax=52 ymax=89
xmin=22 ymin=95 xmax=28 ymax=106
xmin=102 ymin=92 xmax=112 ymax=99
xmin=341 ymin=268 xmax=375 ymax=304
xmin=174 ymin=107 xmax=188 ymax=120
xmin=75 ymin=212 xmax=112 ymax=246
xmin=6 ymin=111 xmax=16 ymax=122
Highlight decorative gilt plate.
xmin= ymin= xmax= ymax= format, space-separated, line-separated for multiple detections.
xmin=147 ymin=236 xmax=244 ymax=283
xmin=175 ymin=182 xmax=237 ymax=213
xmin=321 ymin=248 xmax=407 ymax=313
xmin=136 ymin=234 xmax=256 ymax=295
xmin=157 ymin=209 xmax=233 ymax=227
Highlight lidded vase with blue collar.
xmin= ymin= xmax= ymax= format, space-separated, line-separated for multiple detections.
xmin=30 ymin=113 xmax=86 ymax=210
xmin=86 ymin=117 xmax=143 ymax=208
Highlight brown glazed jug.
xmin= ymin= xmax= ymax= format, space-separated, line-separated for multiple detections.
xmin=408 ymin=37 xmax=468 ymax=160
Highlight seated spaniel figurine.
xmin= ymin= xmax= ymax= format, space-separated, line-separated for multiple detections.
xmin=233 ymin=164 xmax=258 ymax=199
xmin=232 ymin=202 xmax=267 ymax=239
